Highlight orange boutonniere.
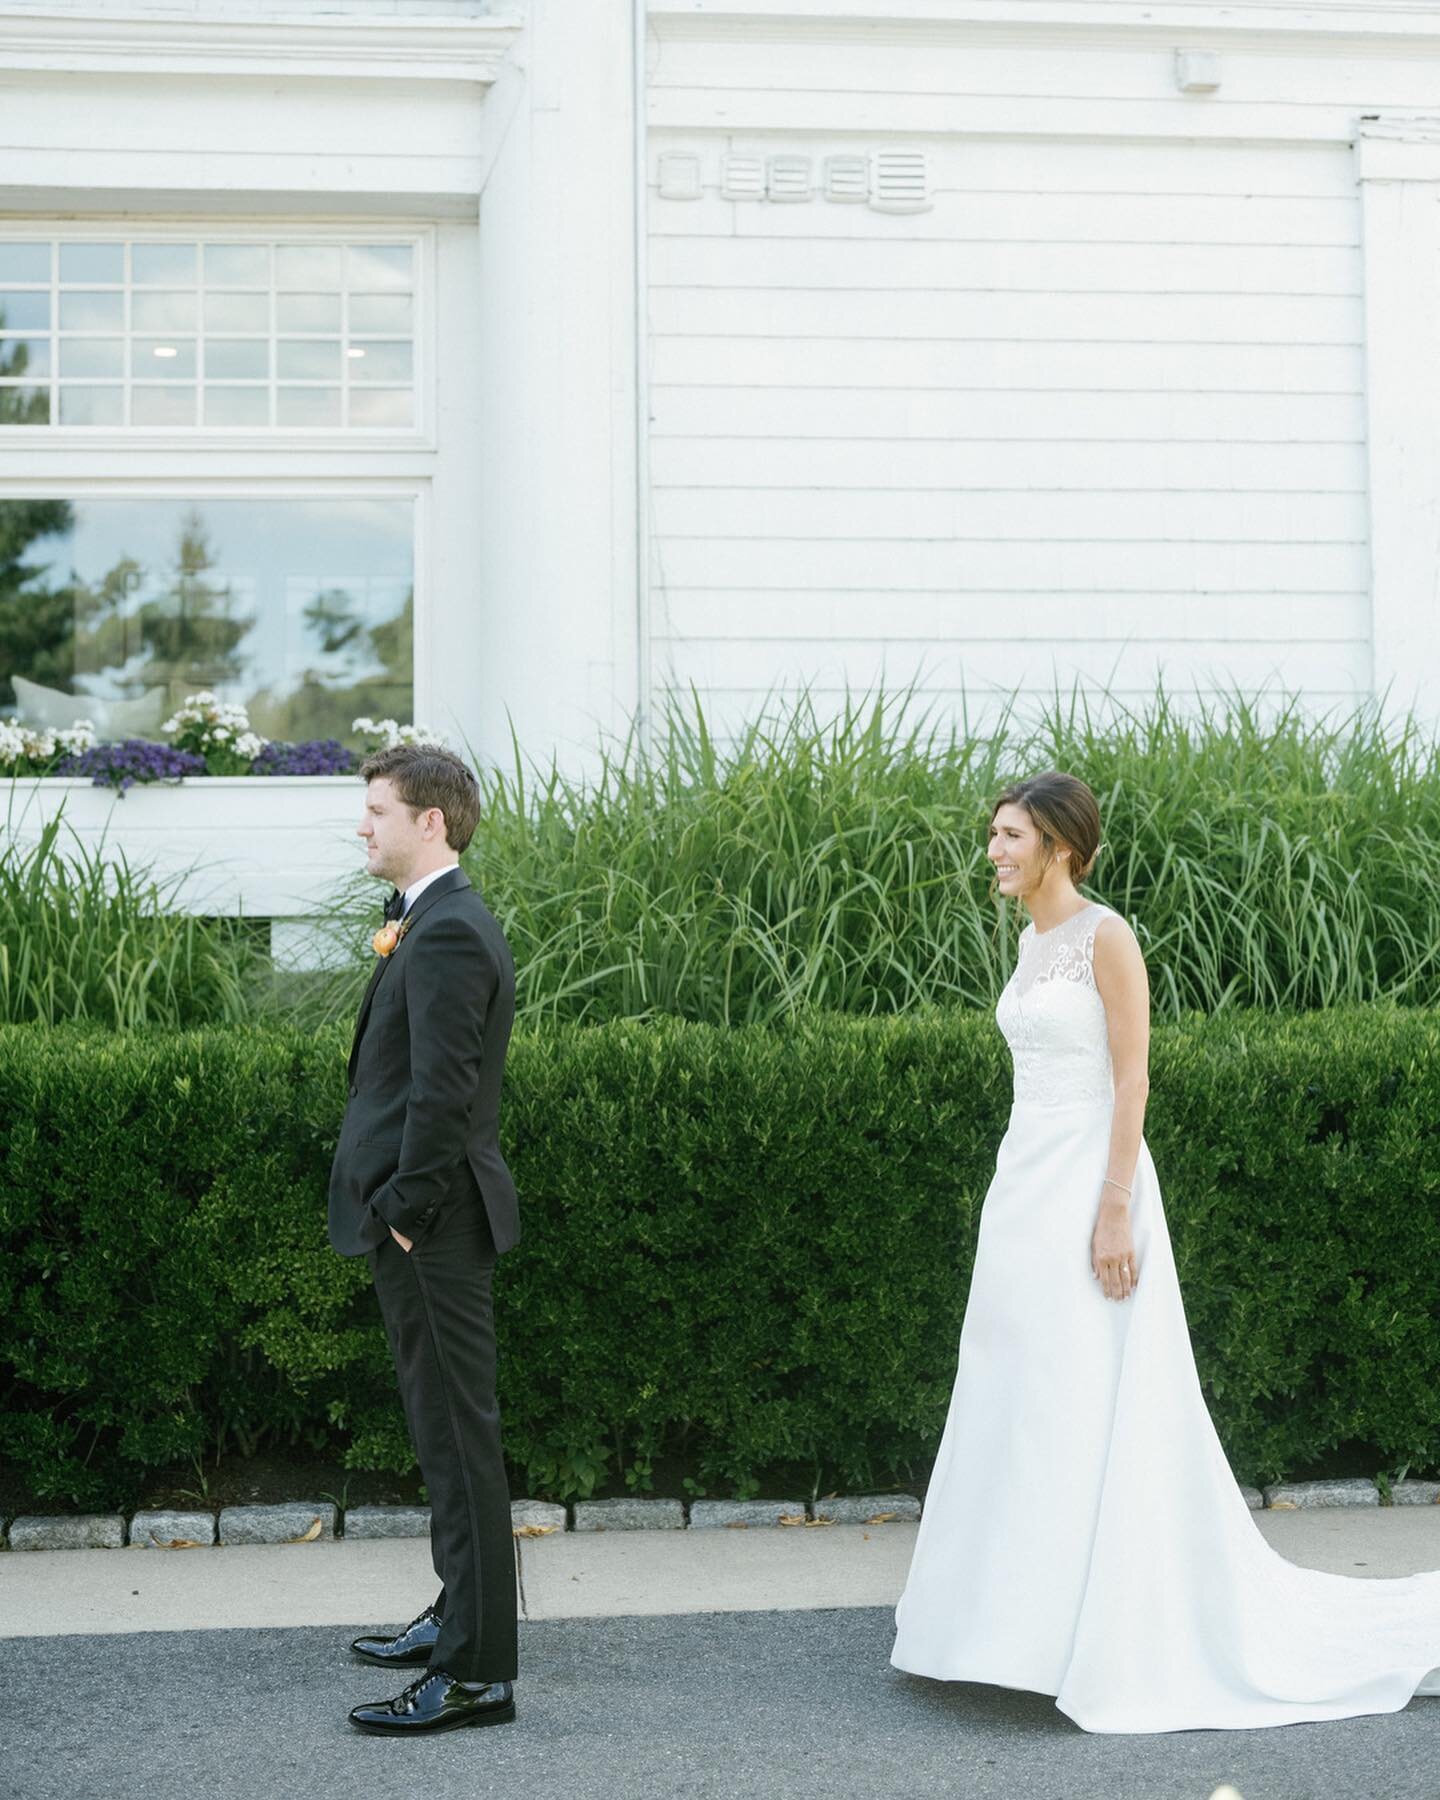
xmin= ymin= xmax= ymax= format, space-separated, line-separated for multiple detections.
xmin=371 ymin=913 xmax=415 ymax=958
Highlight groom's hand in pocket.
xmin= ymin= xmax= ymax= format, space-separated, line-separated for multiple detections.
xmin=390 ymin=1226 xmax=414 ymax=1253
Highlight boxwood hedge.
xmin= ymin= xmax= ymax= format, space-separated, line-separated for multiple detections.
xmin=2 ymin=1009 xmax=1438 ymax=1509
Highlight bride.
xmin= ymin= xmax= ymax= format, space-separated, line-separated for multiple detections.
xmin=890 ymin=770 xmax=1440 ymax=1732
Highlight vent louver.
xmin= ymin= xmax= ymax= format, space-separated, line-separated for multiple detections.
xmin=823 ymin=155 xmax=870 ymax=203
xmin=767 ymin=155 xmax=812 ymax=202
xmin=870 ymin=150 xmax=931 ymax=214
xmin=720 ymin=154 xmax=766 ymax=201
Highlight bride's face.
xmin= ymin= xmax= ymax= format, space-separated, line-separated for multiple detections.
xmin=988 ymin=802 xmax=1069 ymax=899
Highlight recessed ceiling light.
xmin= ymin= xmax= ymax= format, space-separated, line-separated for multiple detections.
xmin=346 ymin=347 xmax=366 ymax=359
xmin=152 ymin=345 xmax=178 ymax=358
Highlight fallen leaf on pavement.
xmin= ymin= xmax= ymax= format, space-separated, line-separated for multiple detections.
xmin=285 ymin=1518 xmax=324 ymax=1543
xmin=513 ymin=1524 xmax=558 ymax=1537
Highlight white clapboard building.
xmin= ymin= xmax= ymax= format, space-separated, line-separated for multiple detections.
xmin=4 ymin=0 xmax=1440 ymax=934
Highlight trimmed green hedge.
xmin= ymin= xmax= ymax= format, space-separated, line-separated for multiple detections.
xmin=2 ymin=1010 xmax=1438 ymax=1509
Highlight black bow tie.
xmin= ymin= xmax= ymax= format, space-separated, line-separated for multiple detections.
xmin=382 ymin=888 xmax=404 ymax=923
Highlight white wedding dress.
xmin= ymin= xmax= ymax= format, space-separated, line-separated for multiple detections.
xmin=890 ymin=900 xmax=1440 ymax=1733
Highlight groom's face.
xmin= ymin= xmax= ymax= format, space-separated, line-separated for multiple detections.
xmin=358 ymin=777 xmax=427 ymax=886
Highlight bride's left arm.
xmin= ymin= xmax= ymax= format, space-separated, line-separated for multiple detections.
xmin=1091 ymin=915 xmax=1151 ymax=1301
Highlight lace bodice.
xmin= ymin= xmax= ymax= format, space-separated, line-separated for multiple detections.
xmin=995 ymin=901 xmax=1117 ymax=1108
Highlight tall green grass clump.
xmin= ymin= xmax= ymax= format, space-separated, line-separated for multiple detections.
xmin=17 ymin=686 xmax=1440 ymax=1029
xmin=461 ymin=687 xmax=1440 ymax=1023
xmin=0 ymin=815 xmax=260 ymax=1028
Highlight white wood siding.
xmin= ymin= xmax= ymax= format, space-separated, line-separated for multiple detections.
xmin=644 ymin=25 xmax=1391 ymax=729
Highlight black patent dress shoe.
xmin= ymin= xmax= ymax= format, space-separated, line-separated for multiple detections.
xmin=348 ymin=1669 xmax=516 ymax=1735
xmin=349 ymin=1606 xmax=442 ymax=1668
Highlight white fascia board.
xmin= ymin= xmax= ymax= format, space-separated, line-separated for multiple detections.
xmin=648 ymin=1 xmax=1440 ymax=47
xmin=0 ymin=10 xmax=525 ymax=83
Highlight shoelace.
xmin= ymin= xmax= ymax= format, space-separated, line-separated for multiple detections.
xmin=395 ymin=1670 xmax=445 ymax=1714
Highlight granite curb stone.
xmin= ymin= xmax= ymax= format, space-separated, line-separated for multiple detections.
xmin=217 ymin=1502 xmax=338 ymax=1545
xmin=813 ymin=1494 xmax=923 ymax=1525
xmin=689 ymin=1499 xmax=806 ymax=1529
xmin=511 ymin=1499 xmax=568 ymax=1532
xmin=127 ymin=1510 xmax=217 ymax=1547
xmin=8 ymin=1514 xmax=125 ymax=1552
xmin=1389 ymin=1480 xmax=1440 ymax=1506
xmin=1263 ymin=1478 xmax=1378 ymax=1510
xmin=5 ymin=1479 xmax=1430 ymax=1550
xmin=573 ymin=1498 xmax=685 ymax=1532
xmin=343 ymin=1505 xmax=431 ymax=1540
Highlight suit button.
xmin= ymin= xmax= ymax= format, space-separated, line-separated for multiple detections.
xmin=348 ymin=1083 xmax=357 ymax=1097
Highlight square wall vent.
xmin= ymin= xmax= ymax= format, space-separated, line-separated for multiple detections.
xmin=720 ymin=154 xmax=766 ymax=200
xmin=870 ymin=150 xmax=932 ymax=213
xmin=823 ymin=155 xmax=870 ymax=203
xmin=656 ymin=153 xmax=703 ymax=201
xmin=767 ymin=155 xmax=812 ymax=202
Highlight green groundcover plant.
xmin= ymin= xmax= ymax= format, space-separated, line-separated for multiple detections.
xmin=2 ymin=1010 xmax=1437 ymax=1509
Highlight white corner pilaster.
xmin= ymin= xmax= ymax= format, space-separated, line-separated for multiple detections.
xmin=1359 ymin=118 xmax=1440 ymax=725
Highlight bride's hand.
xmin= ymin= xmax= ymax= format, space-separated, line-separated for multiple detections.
xmin=1091 ymin=1197 xmax=1139 ymax=1302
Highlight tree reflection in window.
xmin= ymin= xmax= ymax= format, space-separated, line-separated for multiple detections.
xmin=0 ymin=306 xmax=49 ymax=424
xmin=0 ymin=496 xmax=413 ymax=744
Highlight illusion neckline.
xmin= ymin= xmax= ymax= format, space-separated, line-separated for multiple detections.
xmin=1025 ymin=898 xmax=1104 ymax=940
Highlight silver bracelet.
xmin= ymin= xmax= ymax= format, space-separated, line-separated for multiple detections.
xmin=1103 ymin=1177 xmax=1132 ymax=1196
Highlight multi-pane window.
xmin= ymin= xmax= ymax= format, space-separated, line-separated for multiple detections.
xmin=0 ymin=236 xmax=417 ymax=429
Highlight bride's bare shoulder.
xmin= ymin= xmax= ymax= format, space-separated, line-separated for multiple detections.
xmin=1091 ymin=907 xmax=1146 ymax=970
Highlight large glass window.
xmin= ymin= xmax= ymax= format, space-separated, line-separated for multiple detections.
xmin=0 ymin=496 xmax=413 ymax=743
xmin=0 ymin=235 xmax=417 ymax=430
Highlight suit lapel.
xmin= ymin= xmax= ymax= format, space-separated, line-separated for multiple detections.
xmin=347 ymin=866 xmax=471 ymax=1078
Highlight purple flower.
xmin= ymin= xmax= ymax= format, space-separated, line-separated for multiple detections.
xmin=249 ymin=738 xmax=357 ymax=777
xmin=54 ymin=738 xmax=207 ymax=794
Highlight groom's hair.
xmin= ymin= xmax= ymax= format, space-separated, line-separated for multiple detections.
xmin=360 ymin=744 xmax=483 ymax=852
xmin=991 ymin=771 xmax=1101 ymax=882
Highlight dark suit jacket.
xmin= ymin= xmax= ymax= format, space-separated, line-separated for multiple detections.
xmin=328 ymin=865 xmax=520 ymax=1258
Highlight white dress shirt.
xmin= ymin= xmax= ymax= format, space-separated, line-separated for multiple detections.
xmin=402 ymin=863 xmax=459 ymax=916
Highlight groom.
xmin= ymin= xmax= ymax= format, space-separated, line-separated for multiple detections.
xmin=328 ymin=742 xmax=521 ymax=1735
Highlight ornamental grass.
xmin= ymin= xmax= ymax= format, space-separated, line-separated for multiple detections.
xmin=13 ymin=684 xmax=1440 ymax=1026
xmin=462 ymin=686 xmax=1440 ymax=1024
xmin=0 ymin=813 xmax=258 ymax=1028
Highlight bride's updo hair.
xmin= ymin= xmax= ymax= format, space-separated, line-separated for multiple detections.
xmin=991 ymin=771 xmax=1102 ymax=883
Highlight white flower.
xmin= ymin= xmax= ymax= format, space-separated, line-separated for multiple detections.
xmin=56 ymin=722 xmax=96 ymax=754
xmin=212 ymin=726 xmax=231 ymax=741
xmin=236 ymin=732 xmax=265 ymax=760
xmin=350 ymin=715 xmax=447 ymax=750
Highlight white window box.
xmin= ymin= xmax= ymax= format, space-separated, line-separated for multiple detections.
xmin=5 ymin=773 xmax=369 ymax=931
